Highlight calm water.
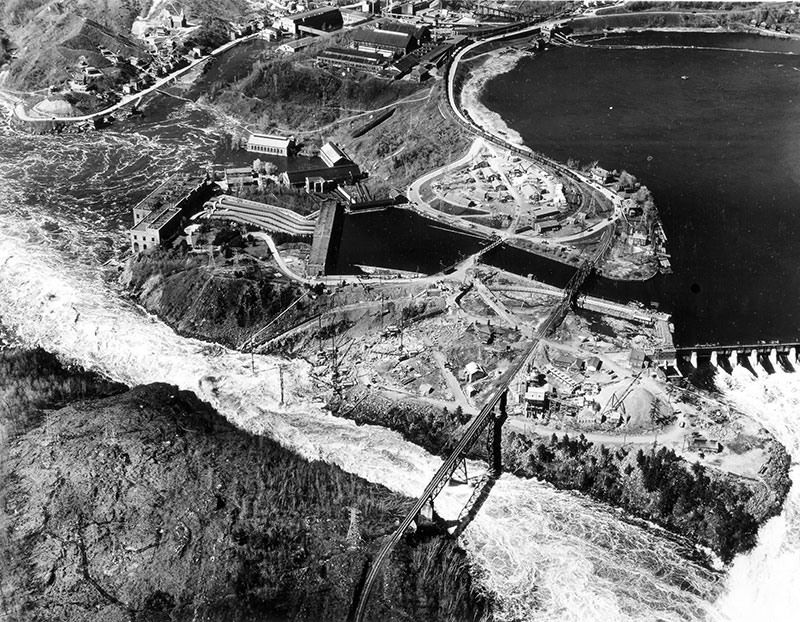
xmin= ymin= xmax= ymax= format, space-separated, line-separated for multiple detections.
xmin=482 ymin=32 xmax=800 ymax=346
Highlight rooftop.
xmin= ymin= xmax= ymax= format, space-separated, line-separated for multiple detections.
xmin=320 ymin=142 xmax=351 ymax=168
xmin=286 ymin=6 xmax=341 ymax=21
xmin=247 ymin=133 xmax=293 ymax=148
xmin=131 ymin=204 xmax=181 ymax=232
xmin=318 ymin=47 xmax=386 ymax=65
xmin=352 ymin=28 xmax=413 ymax=49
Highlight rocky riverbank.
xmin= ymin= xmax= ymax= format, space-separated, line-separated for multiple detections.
xmin=0 ymin=348 xmax=492 ymax=622
xmin=333 ymin=386 xmax=791 ymax=565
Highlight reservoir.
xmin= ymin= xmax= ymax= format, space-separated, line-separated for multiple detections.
xmin=480 ymin=31 xmax=800 ymax=346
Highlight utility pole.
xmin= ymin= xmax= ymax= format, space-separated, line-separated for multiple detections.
xmin=279 ymin=364 xmax=285 ymax=405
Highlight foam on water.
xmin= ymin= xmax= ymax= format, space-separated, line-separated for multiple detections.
xmin=711 ymin=369 xmax=800 ymax=622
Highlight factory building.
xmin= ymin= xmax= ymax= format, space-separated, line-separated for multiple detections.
xmin=246 ymin=133 xmax=295 ymax=156
xmin=351 ymin=28 xmax=415 ymax=58
xmin=279 ymin=6 xmax=343 ymax=36
xmin=317 ymin=47 xmax=386 ymax=73
xmin=129 ymin=175 xmax=215 ymax=252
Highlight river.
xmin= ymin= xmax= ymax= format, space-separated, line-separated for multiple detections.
xmin=0 ymin=31 xmax=796 ymax=621
xmin=481 ymin=31 xmax=800 ymax=347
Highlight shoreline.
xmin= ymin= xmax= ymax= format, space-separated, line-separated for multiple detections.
xmin=459 ymin=48 xmax=528 ymax=149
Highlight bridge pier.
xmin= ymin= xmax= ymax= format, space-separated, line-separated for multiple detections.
xmin=770 ymin=348 xmax=778 ymax=369
xmin=710 ymin=350 xmax=718 ymax=367
xmin=690 ymin=351 xmax=698 ymax=368
xmin=791 ymin=347 xmax=798 ymax=365
xmin=730 ymin=350 xmax=738 ymax=368
xmin=487 ymin=392 xmax=508 ymax=478
xmin=415 ymin=497 xmax=436 ymax=527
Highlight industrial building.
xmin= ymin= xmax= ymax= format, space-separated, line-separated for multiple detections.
xmin=246 ymin=133 xmax=295 ymax=156
xmin=320 ymin=142 xmax=352 ymax=168
xmin=282 ymin=163 xmax=363 ymax=188
xmin=279 ymin=6 xmax=343 ymax=36
xmin=351 ymin=28 xmax=415 ymax=58
xmin=535 ymin=219 xmax=561 ymax=233
xmin=129 ymin=175 xmax=215 ymax=252
xmin=317 ymin=47 xmax=386 ymax=73
xmin=374 ymin=19 xmax=431 ymax=45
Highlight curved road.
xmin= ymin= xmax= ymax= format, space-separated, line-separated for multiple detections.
xmin=13 ymin=33 xmax=259 ymax=124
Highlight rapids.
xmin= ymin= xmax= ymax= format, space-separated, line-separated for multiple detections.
xmin=712 ymin=370 xmax=800 ymax=622
xmin=0 ymin=96 xmax=791 ymax=621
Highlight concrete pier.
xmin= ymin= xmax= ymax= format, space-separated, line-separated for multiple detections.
xmin=791 ymin=347 xmax=798 ymax=364
xmin=769 ymin=348 xmax=778 ymax=368
xmin=749 ymin=349 xmax=760 ymax=376
xmin=710 ymin=350 xmax=718 ymax=367
xmin=730 ymin=350 xmax=738 ymax=367
xmin=690 ymin=351 xmax=698 ymax=368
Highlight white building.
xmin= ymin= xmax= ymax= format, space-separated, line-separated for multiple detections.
xmin=463 ymin=361 xmax=486 ymax=384
xmin=320 ymin=142 xmax=351 ymax=167
xmin=246 ymin=133 xmax=295 ymax=156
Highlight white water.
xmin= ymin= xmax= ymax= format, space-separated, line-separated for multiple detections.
xmin=0 ymin=102 xmax=788 ymax=621
xmin=711 ymin=369 xmax=800 ymax=622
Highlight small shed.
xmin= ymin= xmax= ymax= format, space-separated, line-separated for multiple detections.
xmin=463 ymin=362 xmax=486 ymax=384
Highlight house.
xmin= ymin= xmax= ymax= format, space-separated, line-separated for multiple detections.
xmin=585 ymin=356 xmax=602 ymax=372
xmin=277 ymin=38 xmax=315 ymax=54
xmin=463 ymin=361 xmax=486 ymax=384
xmin=280 ymin=7 xmax=343 ymax=36
xmin=409 ymin=64 xmax=430 ymax=82
xmin=535 ymin=219 xmax=561 ymax=233
xmin=523 ymin=382 xmax=549 ymax=416
xmin=246 ymin=133 xmax=295 ymax=157
xmin=225 ymin=167 xmax=258 ymax=189
xmin=629 ymin=349 xmax=646 ymax=370
xmin=320 ymin=142 xmax=352 ymax=168
xmin=590 ymin=166 xmax=614 ymax=184
xmin=351 ymin=28 xmax=415 ymax=58
xmin=687 ymin=432 xmax=722 ymax=453
xmin=552 ymin=353 xmax=582 ymax=370
xmin=532 ymin=205 xmax=560 ymax=220
xmin=629 ymin=231 xmax=649 ymax=246
xmin=259 ymin=27 xmax=281 ymax=41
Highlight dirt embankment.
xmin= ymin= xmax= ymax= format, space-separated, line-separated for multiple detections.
xmin=0 ymin=348 xmax=492 ymax=622
xmin=121 ymin=248 xmax=316 ymax=349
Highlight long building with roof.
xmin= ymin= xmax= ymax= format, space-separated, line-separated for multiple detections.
xmin=129 ymin=174 xmax=215 ymax=252
xmin=246 ymin=133 xmax=295 ymax=156
xmin=279 ymin=6 xmax=343 ymax=36
xmin=351 ymin=28 xmax=415 ymax=57
xmin=317 ymin=47 xmax=386 ymax=73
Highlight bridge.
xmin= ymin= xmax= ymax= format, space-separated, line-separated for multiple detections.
xmin=350 ymin=258 xmax=595 ymax=622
